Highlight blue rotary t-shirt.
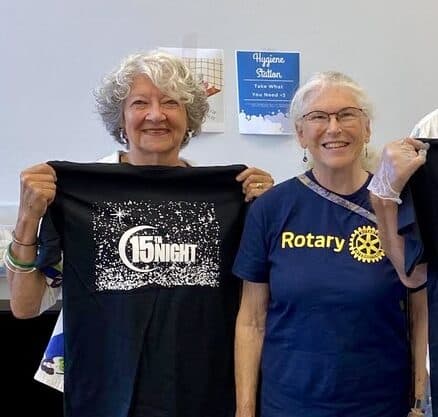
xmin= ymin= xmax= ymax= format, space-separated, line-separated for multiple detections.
xmin=233 ymin=172 xmax=412 ymax=417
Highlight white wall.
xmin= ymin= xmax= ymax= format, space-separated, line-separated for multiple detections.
xmin=2 ymin=0 xmax=438 ymax=205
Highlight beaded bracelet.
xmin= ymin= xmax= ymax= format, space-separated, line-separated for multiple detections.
xmin=12 ymin=230 xmax=37 ymax=246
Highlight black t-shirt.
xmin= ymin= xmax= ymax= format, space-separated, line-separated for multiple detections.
xmin=406 ymin=139 xmax=438 ymax=264
xmin=38 ymin=162 xmax=248 ymax=417
xmin=405 ymin=139 xmax=438 ymax=417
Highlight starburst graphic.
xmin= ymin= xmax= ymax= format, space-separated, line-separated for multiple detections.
xmin=92 ymin=200 xmax=221 ymax=291
xmin=110 ymin=208 xmax=128 ymax=223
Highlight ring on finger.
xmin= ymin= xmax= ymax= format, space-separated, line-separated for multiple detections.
xmin=255 ymin=182 xmax=263 ymax=190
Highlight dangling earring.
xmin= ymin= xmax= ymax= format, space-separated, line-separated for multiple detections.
xmin=119 ymin=128 xmax=128 ymax=145
xmin=182 ymin=129 xmax=193 ymax=145
xmin=302 ymin=148 xmax=308 ymax=163
xmin=364 ymin=144 xmax=368 ymax=159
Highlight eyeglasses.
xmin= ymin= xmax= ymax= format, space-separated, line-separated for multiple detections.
xmin=301 ymin=107 xmax=365 ymax=127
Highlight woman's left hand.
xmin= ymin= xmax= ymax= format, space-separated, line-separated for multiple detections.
xmin=368 ymin=138 xmax=428 ymax=204
xmin=380 ymin=137 xmax=429 ymax=193
xmin=236 ymin=167 xmax=274 ymax=202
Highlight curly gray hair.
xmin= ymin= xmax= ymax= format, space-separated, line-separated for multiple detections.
xmin=94 ymin=51 xmax=209 ymax=146
xmin=290 ymin=71 xmax=374 ymax=135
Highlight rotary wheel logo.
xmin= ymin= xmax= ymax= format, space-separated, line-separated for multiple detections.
xmin=349 ymin=226 xmax=385 ymax=263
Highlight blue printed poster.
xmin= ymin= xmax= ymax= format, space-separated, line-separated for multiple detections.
xmin=236 ymin=50 xmax=299 ymax=135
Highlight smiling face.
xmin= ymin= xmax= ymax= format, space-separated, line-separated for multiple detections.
xmin=122 ymin=75 xmax=188 ymax=165
xmin=296 ymin=85 xmax=371 ymax=175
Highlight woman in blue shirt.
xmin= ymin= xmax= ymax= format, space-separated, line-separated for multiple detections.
xmin=233 ymin=71 xmax=427 ymax=417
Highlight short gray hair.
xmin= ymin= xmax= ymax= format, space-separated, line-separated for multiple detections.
xmin=290 ymin=71 xmax=374 ymax=135
xmin=94 ymin=51 xmax=209 ymax=145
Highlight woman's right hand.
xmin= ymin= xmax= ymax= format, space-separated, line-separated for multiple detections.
xmin=19 ymin=163 xmax=57 ymax=220
xmin=8 ymin=163 xmax=57 ymax=319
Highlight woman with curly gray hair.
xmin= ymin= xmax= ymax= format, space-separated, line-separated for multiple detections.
xmin=7 ymin=51 xmax=273 ymax=417
xmin=95 ymin=52 xmax=209 ymax=149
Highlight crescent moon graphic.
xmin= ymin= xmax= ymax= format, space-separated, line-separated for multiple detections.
xmin=118 ymin=225 xmax=159 ymax=273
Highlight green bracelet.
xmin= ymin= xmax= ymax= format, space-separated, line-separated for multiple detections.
xmin=6 ymin=242 xmax=36 ymax=268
